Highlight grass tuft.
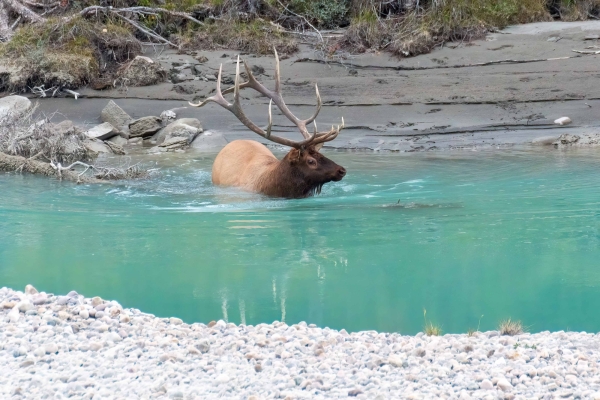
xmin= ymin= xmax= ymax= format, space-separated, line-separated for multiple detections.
xmin=423 ymin=309 xmax=442 ymax=336
xmin=0 ymin=17 xmax=141 ymax=91
xmin=342 ymin=0 xmax=552 ymax=56
xmin=181 ymin=19 xmax=298 ymax=55
xmin=498 ymin=318 xmax=524 ymax=336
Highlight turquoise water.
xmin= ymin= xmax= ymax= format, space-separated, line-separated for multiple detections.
xmin=1 ymin=148 xmax=600 ymax=334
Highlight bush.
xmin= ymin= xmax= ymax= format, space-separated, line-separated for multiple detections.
xmin=342 ymin=0 xmax=552 ymax=56
xmin=182 ymin=19 xmax=298 ymax=55
xmin=286 ymin=0 xmax=350 ymax=29
xmin=0 ymin=17 xmax=140 ymax=90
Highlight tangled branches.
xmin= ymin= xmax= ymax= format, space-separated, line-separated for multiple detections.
xmin=0 ymin=104 xmax=152 ymax=183
xmin=0 ymin=105 xmax=90 ymax=164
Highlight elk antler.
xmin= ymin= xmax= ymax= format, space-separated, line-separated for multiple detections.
xmin=189 ymin=49 xmax=344 ymax=150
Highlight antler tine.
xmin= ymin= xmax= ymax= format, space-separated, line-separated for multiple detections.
xmin=233 ymin=56 xmax=241 ymax=107
xmin=266 ymin=100 xmax=273 ymax=139
xmin=273 ymin=47 xmax=281 ymax=94
xmin=303 ymin=84 xmax=322 ymax=126
xmin=311 ymin=116 xmax=345 ymax=145
xmin=189 ymin=64 xmax=230 ymax=108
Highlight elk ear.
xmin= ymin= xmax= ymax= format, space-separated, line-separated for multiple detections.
xmin=314 ymin=143 xmax=324 ymax=151
xmin=288 ymin=148 xmax=300 ymax=163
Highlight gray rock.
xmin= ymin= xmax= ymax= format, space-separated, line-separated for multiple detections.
xmin=108 ymin=135 xmax=128 ymax=147
xmin=56 ymin=296 xmax=70 ymax=305
xmin=44 ymin=343 xmax=58 ymax=354
xmin=104 ymin=141 xmax=126 ymax=155
xmin=129 ymin=116 xmax=162 ymax=138
xmin=0 ymin=95 xmax=32 ymax=119
xmin=554 ymin=134 xmax=580 ymax=146
xmin=86 ymin=122 xmax=118 ymax=140
xmin=479 ymin=379 xmax=494 ymax=390
xmin=171 ymin=73 xmax=189 ymax=84
xmin=497 ymin=378 xmax=513 ymax=391
xmin=160 ymin=110 xmax=177 ymax=124
xmin=84 ymin=139 xmax=113 ymax=155
xmin=190 ymin=131 xmax=228 ymax=152
xmin=531 ymin=135 xmax=560 ymax=145
xmin=31 ymin=293 xmax=47 ymax=305
xmin=152 ymin=118 xmax=203 ymax=145
xmin=101 ymin=100 xmax=132 ymax=138
xmin=159 ymin=136 xmax=189 ymax=151
xmin=53 ymin=120 xmax=76 ymax=136
xmin=24 ymin=284 xmax=38 ymax=295
xmin=67 ymin=290 xmax=78 ymax=298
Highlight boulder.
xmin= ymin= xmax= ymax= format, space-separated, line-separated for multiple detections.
xmin=160 ymin=110 xmax=177 ymax=124
xmin=86 ymin=122 xmax=118 ymax=140
xmin=158 ymin=136 xmax=189 ymax=152
xmin=554 ymin=117 xmax=572 ymax=126
xmin=129 ymin=116 xmax=162 ymax=138
xmin=117 ymin=56 xmax=166 ymax=87
xmin=84 ymin=139 xmax=113 ymax=155
xmin=0 ymin=96 xmax=32 ymax=119
xmin=553 ymin=134 xmax=580 ymax=146
xmin=190 ymin=131 xmax=228 ymax=151
xmin=151 ymin=118 xmax=202 ymax=145
xmin=53 ymin=120 xmax=76 ymax=136
xmin=104 ymin=141 xmax=126 ymax=155
xmin=101 ymin=101 xmax=132 ymax=138
xmin=108 ymin=135 xmax=128 ymax=147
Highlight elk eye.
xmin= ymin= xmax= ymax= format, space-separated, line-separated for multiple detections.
xmin=308 ymin=159 xmax=316 ymax=166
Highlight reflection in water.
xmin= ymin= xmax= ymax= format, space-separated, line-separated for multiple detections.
xmin=1 ymin=148 xmax=600 ymax=334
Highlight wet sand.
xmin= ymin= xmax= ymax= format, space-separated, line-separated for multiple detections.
xmin=32 ymin=21 xmax=600 ymax=152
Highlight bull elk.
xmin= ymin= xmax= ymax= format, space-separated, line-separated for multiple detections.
xmin=189 ymin=50 xmax=346 ymax=199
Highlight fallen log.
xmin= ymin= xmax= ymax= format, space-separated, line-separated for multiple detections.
xmin=0 ymin=152 xmax=102 ymax=183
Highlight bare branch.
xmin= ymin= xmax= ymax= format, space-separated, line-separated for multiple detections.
xmin=22 ymin=0 xmax=59 ymax=8
xmin=275 ymin=0 xmax=323 ymax=43
xmin=112 ymin=12 xmax=179 ymax=49
xmin=2 ymin=0 xmax=45 ymax=23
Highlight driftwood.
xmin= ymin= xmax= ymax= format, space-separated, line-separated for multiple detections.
xmin=0 ymin=152 xmax=102 ymax=183
xmin=1 ymin=0 xmax=44 ymax=23
xmin=572 ymin=49 xmax=600 ymax=55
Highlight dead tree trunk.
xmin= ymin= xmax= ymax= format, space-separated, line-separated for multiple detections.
xmin=0 ymin=2 xmax=12 ymax=40
xmin=1 ymin=0 xmax=45 ymax=23
xmin=0 ymin=152 xmax=102 ymax=183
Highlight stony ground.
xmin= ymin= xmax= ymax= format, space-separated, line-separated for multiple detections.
xmin=2 ymin=286 xmax=600 ymax=399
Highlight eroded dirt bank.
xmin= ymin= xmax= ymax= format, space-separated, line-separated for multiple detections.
xmin=32 ymin=21 xmax=600 ymax=152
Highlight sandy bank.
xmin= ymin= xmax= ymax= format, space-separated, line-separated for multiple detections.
xmin=24 ymin=21 xmax=600 ymax=153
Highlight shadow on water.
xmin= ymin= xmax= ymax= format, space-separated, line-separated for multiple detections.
xmin=1 ymin=147 xmax=600 ymax=334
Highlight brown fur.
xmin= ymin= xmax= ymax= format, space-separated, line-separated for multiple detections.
xmin=212 ymin=140 xmax=346 ymax=198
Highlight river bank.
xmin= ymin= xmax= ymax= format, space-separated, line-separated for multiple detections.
xmin=21 ymin=20 xmax=600 ymax=153
xmin=2 ymin=285 xmax=600 ymax=399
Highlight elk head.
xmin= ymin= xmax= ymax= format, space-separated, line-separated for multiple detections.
xmin=189 ymin=48 xmax=345 ymax=197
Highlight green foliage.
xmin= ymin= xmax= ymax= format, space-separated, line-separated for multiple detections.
xmin=343 ymin=0 xmax=552 ymax=55
xmin=183 ymin=19 xmax=298 ymax=55
xmin=0 ymin=17 xmax=140 ymax=90
xmin=287 ymin=0 xmax=350 ymax=28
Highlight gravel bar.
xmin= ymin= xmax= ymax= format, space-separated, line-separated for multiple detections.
xmin=2 ymin=285 xmax=600 ymax=399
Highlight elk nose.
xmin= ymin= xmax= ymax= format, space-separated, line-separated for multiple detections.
xmin=337 ymin=167 xmax=346 ymax=178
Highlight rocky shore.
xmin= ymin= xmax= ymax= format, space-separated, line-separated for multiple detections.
xmin=2 ymin=285 xmax=600 ymax=399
